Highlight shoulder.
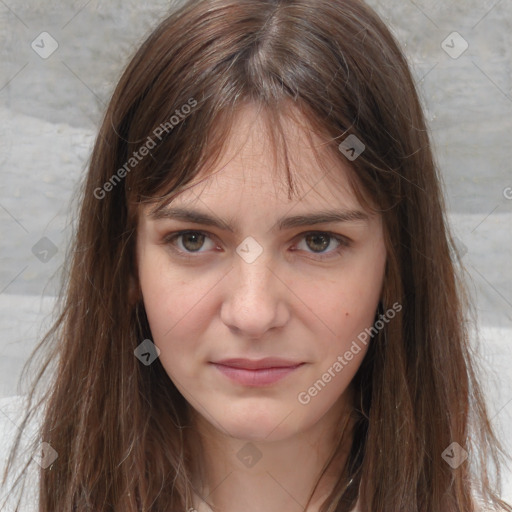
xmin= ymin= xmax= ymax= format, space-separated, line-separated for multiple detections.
xmin=0 ymin=395 xmax=31 ymax=460
xmin=473 ymin=500 xmax=505 ymax=512
xmin=471 ymin=493 xmax=512 ymax=512
xmin=0 ymin=395 xmax=41 ymax=512
xmin=348 ymin=496 xmax=496 ymax=512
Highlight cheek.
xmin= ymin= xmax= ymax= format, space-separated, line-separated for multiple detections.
xmin=137 ymin=252 xmax=229 ymax=387
xmin=141 ymin=279 xmax=206 ymax=356
xmin=295 ymin=253 xmax=385 ymax=410
xmin=137 ymin=250 xmax=193 ymax=356
xmin=298 ymin=255 xmax=384 ymax=350
xmin=341 ymin=242 xmax=385 ymax=327
xmin=294 ymin=272 xmax=383 ymax=415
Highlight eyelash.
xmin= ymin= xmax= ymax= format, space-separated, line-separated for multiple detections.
xmin=162 ymin=230 xmax=350 ymax=261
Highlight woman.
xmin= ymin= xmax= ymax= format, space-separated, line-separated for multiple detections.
xmin=1 ymin=0 xmax=510 ymax=510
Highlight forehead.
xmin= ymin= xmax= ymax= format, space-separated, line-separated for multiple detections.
xmin=164 ymin=103 xmax=361 ymax=211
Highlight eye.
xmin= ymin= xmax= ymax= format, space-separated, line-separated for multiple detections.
xmin=163 ymin=230 xmax=217 ymax=255
xmin=293 ymin=232 xmax=350 ymax=260
xmin=163 ymin=230 xmax=350 ymax=261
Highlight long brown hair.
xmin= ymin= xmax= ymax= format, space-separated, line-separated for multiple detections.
xmin=2 ymin=0 xmax=511 ymax=510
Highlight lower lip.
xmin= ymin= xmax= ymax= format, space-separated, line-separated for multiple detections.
xmin=212 ymin=363 xmax=304 ymax=386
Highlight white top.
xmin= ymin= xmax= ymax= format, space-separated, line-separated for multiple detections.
xmin=0 ymin=395 xmax=41 ymax=512
xmin=0 ymin=395 xmax=493 ymax=512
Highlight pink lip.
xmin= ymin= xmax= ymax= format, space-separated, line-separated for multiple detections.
xmin=211 ymin=358 xmax=305 ymax=386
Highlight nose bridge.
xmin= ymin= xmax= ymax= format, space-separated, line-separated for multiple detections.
xmin=233 ymin=234 xmax=276 ymax=286
xmin=246 ymin=252 xmax=276 ymax=282
xmin=233 ymin=246 xmax=279 ymax=303
xmin=221 ymin=247 xmax=287 ymax=337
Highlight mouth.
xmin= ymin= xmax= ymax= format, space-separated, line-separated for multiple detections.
xmin=210 ymin=358 xmax=305 ymax=387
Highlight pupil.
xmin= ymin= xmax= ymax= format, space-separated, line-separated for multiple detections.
xmin=307 ymin=234 xmax=329 ymax=252
xmin=183 ymin=233 xmax=204 ymax=251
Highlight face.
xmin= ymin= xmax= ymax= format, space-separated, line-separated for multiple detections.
xmin=136 ymin=105 xmax=386 ymax=442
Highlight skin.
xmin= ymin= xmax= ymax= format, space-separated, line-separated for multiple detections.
xmin=136 ymin=104 xmax=386 ymax=511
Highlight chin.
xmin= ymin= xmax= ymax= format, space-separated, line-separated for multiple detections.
xmin=216 ymin=403 xmax=304 ymax=442
xmin=224 ymin=419 xmax=294 ymax=442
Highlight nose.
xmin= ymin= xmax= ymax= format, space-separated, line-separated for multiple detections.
xmin=220 ymin=252 xmax=290 ymax=339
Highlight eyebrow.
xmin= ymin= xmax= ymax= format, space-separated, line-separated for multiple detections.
xmin=149 ymin=206 xmax=369 ymax=232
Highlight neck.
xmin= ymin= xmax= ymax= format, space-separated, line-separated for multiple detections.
xmin=187 ymin=391 xmax=355 ymax=512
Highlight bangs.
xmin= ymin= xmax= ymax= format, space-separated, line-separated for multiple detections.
xmin=128 ymin=97 xmax=378 ymax=222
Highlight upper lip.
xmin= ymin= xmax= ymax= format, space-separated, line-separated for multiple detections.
xmin=212 ymin=358 xmax=303 ymax=370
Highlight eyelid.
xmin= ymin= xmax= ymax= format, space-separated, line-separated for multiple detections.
xmin=162 ymin=229 xmax=351 ymax=260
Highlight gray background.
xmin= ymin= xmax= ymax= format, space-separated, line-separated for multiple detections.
xmin=0 ymin=0 xmax=511 ymax=501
